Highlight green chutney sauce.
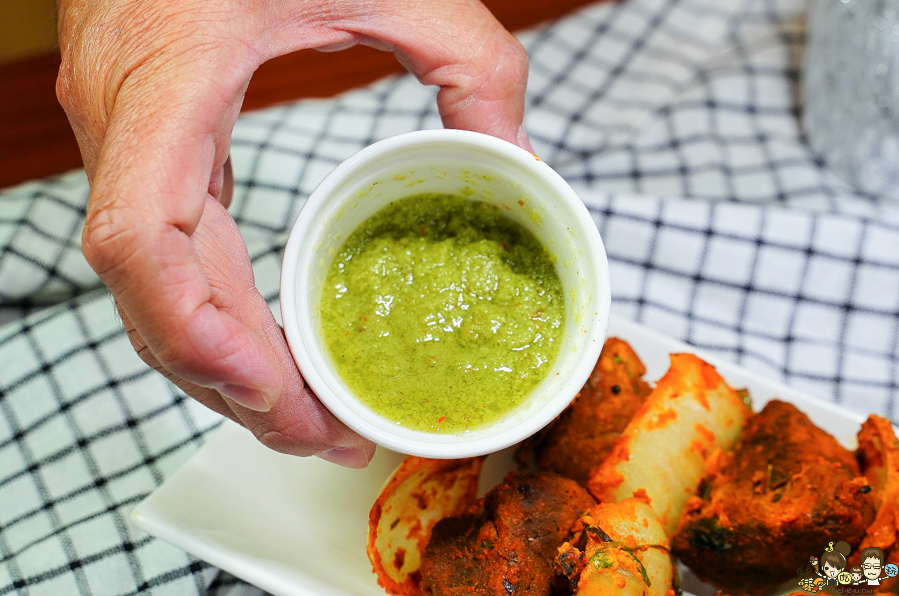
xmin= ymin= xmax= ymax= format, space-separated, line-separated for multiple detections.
xmin=319 ymin=194 xmax=565 ymax=434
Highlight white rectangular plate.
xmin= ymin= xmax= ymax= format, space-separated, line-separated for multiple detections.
xmin=131 ymin=314 xmax=865 ymax=596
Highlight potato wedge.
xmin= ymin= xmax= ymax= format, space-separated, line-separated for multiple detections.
xmin=368 ymin=456 xmax=484 ymax=596
xmin=857 ymin=415 xmax=899 ymax=551
xmin=556 ymin=498 xmax=674 ymax=596
xmin=587 ymin=353 xmax=750 ymax=534
xmin=855 ymin=415 xmax=899 ymax=591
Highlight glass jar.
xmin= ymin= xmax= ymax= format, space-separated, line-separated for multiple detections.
xmin=803 ymin=0 xmax=899 ymax=200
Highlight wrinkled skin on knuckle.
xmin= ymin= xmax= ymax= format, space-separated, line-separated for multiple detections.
xmin=424 ymin=18 xmax=527 ymax=110
xmin=57 ymin=1 xmax=139 ymax=118
xmin=54 ymin=63 xmax=78 ymax=117
xmin=81 ymin=202 xmax=148 ymax=282
xmin=83 ymin=206 xmax=203 ymax=332
xmin=56 ymin=1 xmax=123 ymax=166
xmin=57 ymin=0 xmax=260 ymax=151
xmin=468 ymin=32 xmax=528 ymax=101
xmin=277 ymin=0 xmax=367 ymax=30
xmin=502 ymin=34 xmax=530 ymax=88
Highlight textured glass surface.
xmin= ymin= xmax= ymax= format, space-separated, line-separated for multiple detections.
xmin=804 ymin=0 xmax=899 ymax=200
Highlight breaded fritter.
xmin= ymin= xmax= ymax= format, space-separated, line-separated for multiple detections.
xmin=520 ymin=338 xmax=651 ymax=486
xmin=672 ymin=400 xmax=876 ymax=595
xmin=421 ymin=472 xmax=595 ymax=596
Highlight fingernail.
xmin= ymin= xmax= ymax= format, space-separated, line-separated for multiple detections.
xmin=217 ymin=383 xmax=271 ymax=412
xmin=518 ymin=124 xmax=535 ymax=154
xmin=316 ymin=447 xmax=371 ymax=469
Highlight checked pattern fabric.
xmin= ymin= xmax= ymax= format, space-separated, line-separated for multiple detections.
xmin=1 ymin=0 xmax=898 ymax=593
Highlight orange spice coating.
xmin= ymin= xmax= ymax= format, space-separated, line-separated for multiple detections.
xmin=420 ymin=472 xmax=595 ymax=596
xmin=671 ymin=400 xmax=875 ymax=596
xmin=586 ymin=352 xmax=750 ymax=534
xmin=555 ymin=499 xmax=674 ymax=596
xmin=851 ymin=415 xmax=899 ymax=591
xmin=368 ymin=456 xmax=485 ymax=596
xmin=517 ymin=338 xmax=652 ymax=486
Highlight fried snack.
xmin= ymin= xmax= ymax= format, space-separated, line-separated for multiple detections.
xmin=420 ymin=472 xmax=595 ymax=596
xmin=520 ymin=338 xmax=652 ymax=486
xmin=368 ymin=456 xmax=485 ymax=596
xmin=855 ymin=415 xmax=899 ymax=590
xmin=555 ymin=498 xmax=675 ymax=596
xmin=671 ymin=400 xmax=876 ymax=596
xmin=587 ymin=353 xmax=750 ymax=534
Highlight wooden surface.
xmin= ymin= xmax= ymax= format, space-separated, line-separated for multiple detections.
xmin=0 ymin=0 xmax=599 ymax=191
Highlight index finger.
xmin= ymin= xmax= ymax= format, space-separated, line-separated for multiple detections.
xmin=265 ymin=0 xmax=533 ymax=150
xmin=82 ymin=44 xmax=281 ymax=406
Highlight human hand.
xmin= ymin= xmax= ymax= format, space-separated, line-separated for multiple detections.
xmin=56 ymin=0 xmax=530 ymax=466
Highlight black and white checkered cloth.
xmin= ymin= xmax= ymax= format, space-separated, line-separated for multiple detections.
xmin=1 ymin=0 xmax=897 ymax=593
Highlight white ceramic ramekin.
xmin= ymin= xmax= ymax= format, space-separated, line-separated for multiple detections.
xmin=280 ymin=129 xmax=610 ymax=458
